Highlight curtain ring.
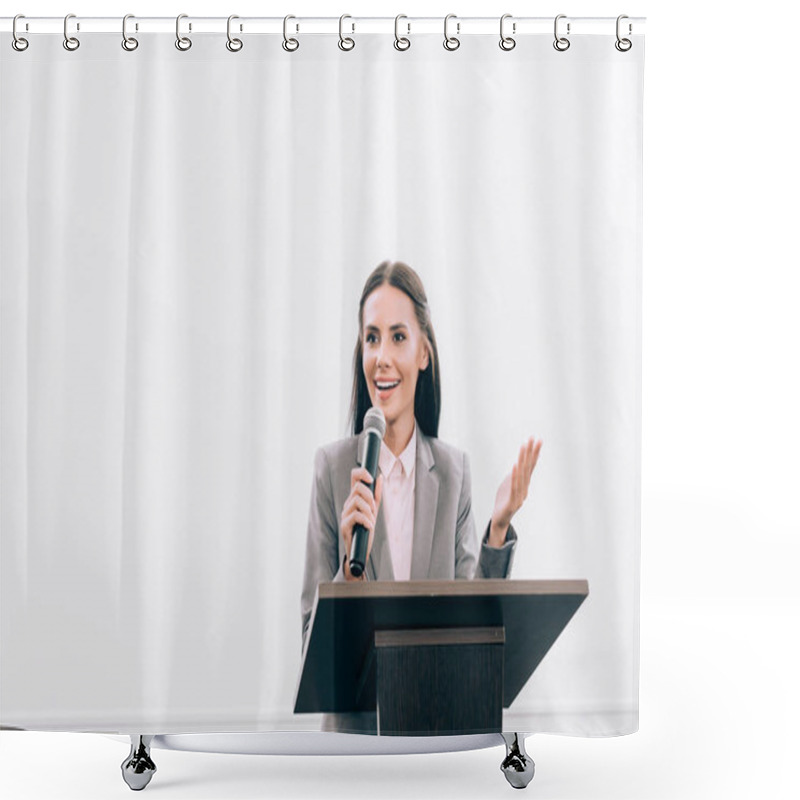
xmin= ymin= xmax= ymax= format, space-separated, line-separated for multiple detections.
xmin=226 ymin=15 xmax=243 ymax=51
xmin=175 ymin=14 xmax=192 ymax=51
xmin=443 ymin=14 xmax=460 ymax=51
xmin=63 ymin=13 xmax=80 ymax=51
xmin=122 ymin=14 xmax=139 ymax=51
xmin=283 ymin=15 xmax=299 ymax=51
xmin=394 ymin=14 xmax=410 ymax=51
xmin=12 ymin=15 xmax=29 ymax=51
xmin=553 ymin=14 xmax=570 ymax=51
xmin=499 ymin=13 xmax=516 ymax=51
xmin=615 ymin=15 xmax=632 ymax=51
xmin=338 ymin=14 xmax=355 ymax=51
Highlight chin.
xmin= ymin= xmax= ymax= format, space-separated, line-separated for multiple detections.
xmin=374 ymin=402 xmax=396 ymax=420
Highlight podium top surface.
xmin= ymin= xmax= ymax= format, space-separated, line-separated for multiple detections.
xmin=318 ymin=578 xmax=587 ymax=599
xmin=294 ymin=579 xmax=588 ymax=715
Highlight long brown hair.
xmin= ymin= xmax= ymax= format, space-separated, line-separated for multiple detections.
xmin=349 ymin=261 xmax=441 ymax=437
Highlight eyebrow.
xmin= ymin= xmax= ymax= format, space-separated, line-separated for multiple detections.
xmin=365 ymin=323 xmax=408 ymax=332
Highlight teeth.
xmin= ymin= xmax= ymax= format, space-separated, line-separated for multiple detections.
xmin=377 ymin=381 xmax=399 ymax=390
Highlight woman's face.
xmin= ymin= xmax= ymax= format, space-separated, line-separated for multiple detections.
xmin=362 ymin=284 xmax=430 ymax=430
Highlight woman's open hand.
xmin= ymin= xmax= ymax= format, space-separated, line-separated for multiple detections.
xmin=490 ymin=437 xmax=542 ymax=547
xmin=340 ymin=467 xmax=383 ymax=580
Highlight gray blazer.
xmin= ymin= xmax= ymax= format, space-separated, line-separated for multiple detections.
xmin=299 ymin=424 xmax=517 ymax=732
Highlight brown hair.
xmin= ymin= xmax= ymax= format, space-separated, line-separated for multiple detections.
xmin=349 ymin=261 xmax=441 ymax=437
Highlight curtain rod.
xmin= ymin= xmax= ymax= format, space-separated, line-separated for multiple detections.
xmin=1 ymin=16 xmax=646 ymax=36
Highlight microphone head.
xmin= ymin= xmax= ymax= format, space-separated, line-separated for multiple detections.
xmin=363 ymin=407 xmax=386 ymax=440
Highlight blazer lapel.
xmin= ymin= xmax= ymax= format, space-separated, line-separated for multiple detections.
xmin=410 ymin=427 xmax=439 ymax=580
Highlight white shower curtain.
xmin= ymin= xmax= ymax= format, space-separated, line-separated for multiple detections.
xmin=1 ymin=27 xmax=643 ymax=736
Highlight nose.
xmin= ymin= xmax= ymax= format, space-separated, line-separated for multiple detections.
xmin=376 ymin=342 xmax=389 ymax=367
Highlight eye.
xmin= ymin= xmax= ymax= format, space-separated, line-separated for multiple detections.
xmin=393 ymin=332 xmax=406 ymax=342
xmin=365 ymin=332 xmax=377 ymax=344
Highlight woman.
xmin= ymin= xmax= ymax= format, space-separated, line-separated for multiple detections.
xmin=300 ymin=261 xmax=541 ymax=732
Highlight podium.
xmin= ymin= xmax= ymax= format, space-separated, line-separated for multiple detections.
xmin=294 ymin=579 xmax=588 ymax=735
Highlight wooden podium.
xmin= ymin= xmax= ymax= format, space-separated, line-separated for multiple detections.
xmin=294 ymin=579 xmax=588 ymax=736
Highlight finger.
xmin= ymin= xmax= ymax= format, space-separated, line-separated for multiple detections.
xmin=517 ymin=440 xmax=533 ymax=496
xmin=348 ymin=495 xmax=376 ymax=529
xmin=366 ymin=524 xmax=376 ymax=562
xmin=524 ymin=437 xmax=534 ymax=473
xmin=350 ymin=510 xmax=374 ymax=531
xmin=522 ymin=440 xmax=542 ymax=499
xmin=341 ymin=512 xmax=355 ymax=545
xmin=519 ymin=458 xmax=531 ymax=506
xmin=350 ymin=467 xmax=374 ymax=489
xmin=340 ymin=516 xmax=352 ymax=547
xmin=342 ymin=507 xmax=375 ymax=537
xmin=360 ymin=486 xmax=379 ymax=519
xmin=352 ymin=481 xmax=377 ymax=506
xmin=374 ymin=474 xmax=384 ymax=508
xmin=520 ymin=438 xmax=534 ymax=479
xmin=531 ymin=439 xmax=542 ymax=472
xmin=523 ymin=439 xmax=534 ymax=483
xmin=511 ymin=462 xmax=519 ymax=507
xmin=519 ymin=442 xmax=530 ymax=480
xmin=525 ymin=440 xmax=540 ymax=482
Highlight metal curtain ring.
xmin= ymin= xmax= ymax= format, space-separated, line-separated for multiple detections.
xmin=283 ymin=15 xmax=299 ymax=51
xmin=63 ymin=13 xmax=80 ymax=51
xmin=443 ymin=14 xmax=460 ymax=51
xmin=12 ymin=14 xmax=29 ymax=51
xmin=338 ymin=14 xmax=355 ymax=51
xmin=553 ymin=14 xmax=570 ymax=51
xmin=122 ymin=14 xmax=139 ymax=51
xmin=226 ymin=15 xmax=243 ymax=51
xmin=615 ymin=14 xmax=632 ymax=51
xmin=499 ymin=13 xmax=516 ymax=51
xmin=394 ymin=14 xmax=410 ymax=51
xmin=176 ymin=14 xmax=192 ymax=50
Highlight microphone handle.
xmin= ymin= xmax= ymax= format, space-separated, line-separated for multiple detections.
xmin=349 ymin=430 xmax=381 ymax=577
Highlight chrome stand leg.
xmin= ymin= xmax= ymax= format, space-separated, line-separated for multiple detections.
xmin=501 ymin=732 xmax=535 ymax=789
xmin=121 ymin=735 xmax=157 ymax=791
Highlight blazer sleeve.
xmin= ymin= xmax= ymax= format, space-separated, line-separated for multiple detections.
xmin=300 ymin=447 xmax=342 ymax=651
xmin=454 ymin=450 xmax=517 ymax=580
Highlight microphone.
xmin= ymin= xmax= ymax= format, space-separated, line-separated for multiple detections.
xmin=349 ymin=407 xmax=386 ymax=577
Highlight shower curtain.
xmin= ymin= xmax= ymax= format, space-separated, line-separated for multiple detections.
xmin=1 ymin=23 xmax=643 ymax=737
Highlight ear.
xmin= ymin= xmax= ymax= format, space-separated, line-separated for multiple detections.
xmin=420 ymin=343 xmax=430 ymax=371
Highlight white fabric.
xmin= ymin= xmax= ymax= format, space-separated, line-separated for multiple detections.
xmin=0 ymin=32 xmax=643 ymax=735
xmin=378 ymin=421 xmax=417 ymax=582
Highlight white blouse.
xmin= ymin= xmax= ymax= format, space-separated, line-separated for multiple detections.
xmin=377 ymin=421 xmax=417 ymax=581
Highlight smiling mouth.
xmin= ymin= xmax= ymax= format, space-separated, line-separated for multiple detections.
xmin=375 ymin=380 xmax=400 ymax=391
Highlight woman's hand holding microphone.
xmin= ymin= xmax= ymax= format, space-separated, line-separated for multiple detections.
xmin=340 ymin=467 xmax=384 ymax=581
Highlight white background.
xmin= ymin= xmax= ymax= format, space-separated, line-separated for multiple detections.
xmin=1 ymin=1 xmax=798 ymax=799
